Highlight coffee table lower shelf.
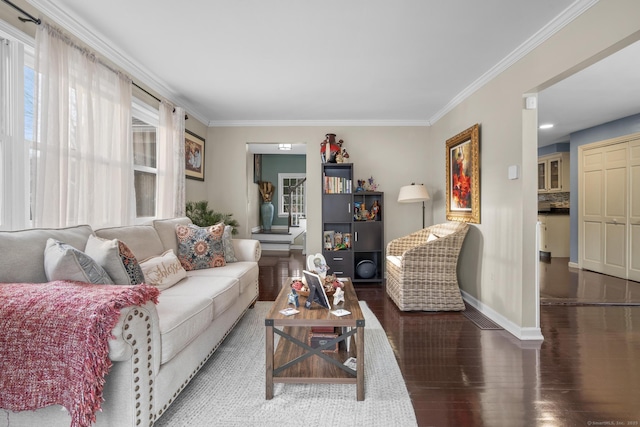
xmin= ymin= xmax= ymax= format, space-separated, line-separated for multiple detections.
xmin=272 ymin=326 xmax=358 ymax=382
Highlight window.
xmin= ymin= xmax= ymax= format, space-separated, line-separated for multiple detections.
xmin=0 ymin=29 xmax=33 ymax=230
xmin=278 ymin=173 xmax=306 ymax=226
xmin=132 ymin=100 xmax=158 ymax=220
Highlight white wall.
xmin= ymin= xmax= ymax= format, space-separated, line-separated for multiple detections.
xmin=202 ymin=126 xmax=429 ymax=252
xmin=196 ymin=1 xmax=640 ymax=339
xmin=429 ymin=0 xmax=640 ymax=335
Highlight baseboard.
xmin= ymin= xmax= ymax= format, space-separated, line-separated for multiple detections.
xmin=568 ymin=261 xmax=579 ymax=269
xmin=461 ymin=290 xmax=544 ymax=341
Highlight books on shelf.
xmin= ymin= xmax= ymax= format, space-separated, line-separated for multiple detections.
xmin=323 ymin=175 xmax=352 ymax=194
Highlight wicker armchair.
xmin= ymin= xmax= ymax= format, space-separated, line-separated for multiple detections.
xmin=386 ymin=221 xmax=469 ymax=311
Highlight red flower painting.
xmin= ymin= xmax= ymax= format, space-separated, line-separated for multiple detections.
xmin=452 ymin=172 xmax=472 ymax=208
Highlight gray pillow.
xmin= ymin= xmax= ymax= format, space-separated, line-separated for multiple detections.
xmin=44 ymin=238 xmax=113 ymax=284
xmin=222 ymin=225 xmax=237 ymax=263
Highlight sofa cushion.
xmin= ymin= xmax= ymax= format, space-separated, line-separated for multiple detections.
xmin=153 ymin=217 xmax=192 ymax=255
xmin=85 ymin=235 xmax=145 ymax=285
xmin=185 ymin=262 xmax=258 ymax=294
xmin=221 ymin=224 xmax=237 ymax=263
xmin=176 ymin=223 xmax=226 ymax=271
xmin=44 ymin=239 xmax=113 ymax=284
xmin=156 ymin=276 xmax=239 ymax=364
xmin=95 ymin=225 xmax=165 ymax=261
xmin=139 ymin=250 xmax=187 ymax=290
xmin=163 ymin=274 xmax=240 ymax=318
xmin=155 ymin=293 xmax=214 ymax=365
xmin=0 ymin=225 xmax=94 ymax=283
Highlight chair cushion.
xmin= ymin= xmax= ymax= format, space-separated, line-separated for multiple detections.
xmin=386 ymin=255 xmax=402 ymax=268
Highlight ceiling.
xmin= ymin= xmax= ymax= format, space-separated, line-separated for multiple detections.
xmin=24 ymin=0 xmax=640 ymax=146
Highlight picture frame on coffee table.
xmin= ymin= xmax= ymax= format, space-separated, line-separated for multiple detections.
xmin=303 ymin=270 xmax=331 ymax=309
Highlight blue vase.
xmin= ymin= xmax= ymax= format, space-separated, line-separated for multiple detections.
xmin=261 ymin=201 xmax=274 ymax=231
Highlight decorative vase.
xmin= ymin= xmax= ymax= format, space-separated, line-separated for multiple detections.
xmin=261 ymin=201 xmax=274 ymax=231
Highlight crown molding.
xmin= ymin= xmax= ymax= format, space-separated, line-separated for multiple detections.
xmin=0 ymin=19 xmax=34 ymax=46
xmin=429 ymin=0 xmax=599 ymax=125
xmin=208 ymin=119 xmax=431 ymax=127
xmin=25 ymin=0 xmax=209 ymax=125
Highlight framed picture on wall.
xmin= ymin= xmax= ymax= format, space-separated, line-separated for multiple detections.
xmin=446 ymin=123 xmax=480 ymax=223
xmin=185 ymin=130 xmax=205 ymax=181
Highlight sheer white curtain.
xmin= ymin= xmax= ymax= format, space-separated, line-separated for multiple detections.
xmin=32 ymin=23 xmax=134 ymax=228
xmin=157 ymin=101 xmax=185 ymax=218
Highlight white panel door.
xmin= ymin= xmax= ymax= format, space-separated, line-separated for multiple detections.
xmin=628 ymin=139 xmax=640 ymax=281
xmin=602 ymin=145 xmax=627 ymax=277
xmin=581 ymin=148 xmax=604 ymax=272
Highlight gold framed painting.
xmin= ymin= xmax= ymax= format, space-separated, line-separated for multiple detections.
xmin=446 ymin=123 xmax=480 ymax=223
xmin=185 ymin=130 xmax=205 ymax=181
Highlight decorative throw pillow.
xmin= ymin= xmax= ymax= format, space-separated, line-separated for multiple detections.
xmin=85 ymin=235 xmax=145 ymax=285
xmin=220 ymin=224 xmax=237 ymax=263
xmin=139 ymin=250 xmax=187 ymax=290
xmin=427 ymin=233 xmax=439 ymax=243
xmin=175 ymin=223 xmax=226 ymax=271
xmin=44 ymin=238 xmax=114 ymax=284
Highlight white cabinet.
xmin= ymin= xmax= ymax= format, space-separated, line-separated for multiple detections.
xmin=538 ymin=153 xmax=569 ymax=193
xmin=538 ymin=214 xmax=569 ymax=257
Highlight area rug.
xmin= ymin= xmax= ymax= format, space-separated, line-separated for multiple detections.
xmin=154 ymin=301 xmax=417 ymax=427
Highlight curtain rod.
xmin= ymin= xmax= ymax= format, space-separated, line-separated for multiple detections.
xmin=2 ymin=0 xmax=41 ymax=25
xmin=133 ymin=82 xmax=161 ymax=103
xmin=0 ymin=5 xmax=188 ymax=121
xmin=132 ymin=82 xmax=187 ymax=119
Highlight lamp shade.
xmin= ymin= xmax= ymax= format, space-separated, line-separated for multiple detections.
xmin=397 ymin=184 xmax=430 ymax=203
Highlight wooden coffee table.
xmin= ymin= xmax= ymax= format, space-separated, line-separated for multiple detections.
xmin=265 ymin=277 xmax=365 ymax=400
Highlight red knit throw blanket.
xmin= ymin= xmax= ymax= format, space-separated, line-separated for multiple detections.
xmin=0 ymin=281 xmax=160 ymax=427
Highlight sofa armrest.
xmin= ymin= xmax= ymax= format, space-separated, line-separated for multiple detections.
xmin=231 ymin=238 xmax=262 ymax=262
xmin=108 ymin=301 xmax=161 ymax=375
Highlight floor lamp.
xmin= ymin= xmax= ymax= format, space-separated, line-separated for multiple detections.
xmin=398 ymin=183 xmax=431 ymax=229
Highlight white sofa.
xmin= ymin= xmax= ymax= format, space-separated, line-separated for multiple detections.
xmin=0 ymin=217 xmax=261 ymax=427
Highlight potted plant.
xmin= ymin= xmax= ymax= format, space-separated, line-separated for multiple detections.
xmin=185 ymin=200 xmax=239 ymax=235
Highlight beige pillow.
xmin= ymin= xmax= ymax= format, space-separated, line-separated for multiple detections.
xmin=85 ymin=235 xmax=145 ymax=285
xmin=139 ymin=249 xmax=187 ymax=290
xmin=44 ymin=238 xmax=113 ymax=284
xmin=427 ymin=233 xmax=438 ymax=243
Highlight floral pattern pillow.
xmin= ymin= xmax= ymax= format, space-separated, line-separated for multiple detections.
xmin=175 ymin=223 xmax=226 ymax=271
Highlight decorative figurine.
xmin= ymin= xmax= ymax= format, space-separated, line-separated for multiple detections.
xmin=288 ymin=289 xmax=299 ymax=308
xmin=333 ymin=287 xmax=345 ymax=306
xmin=370 ymin=200 xmax=380 ymax=220
xmin=343 ymin=233 xmax=352 ymax=248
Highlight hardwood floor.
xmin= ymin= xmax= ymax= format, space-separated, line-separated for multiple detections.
xmin=258 ymin=251 xmax=640 ymax=427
